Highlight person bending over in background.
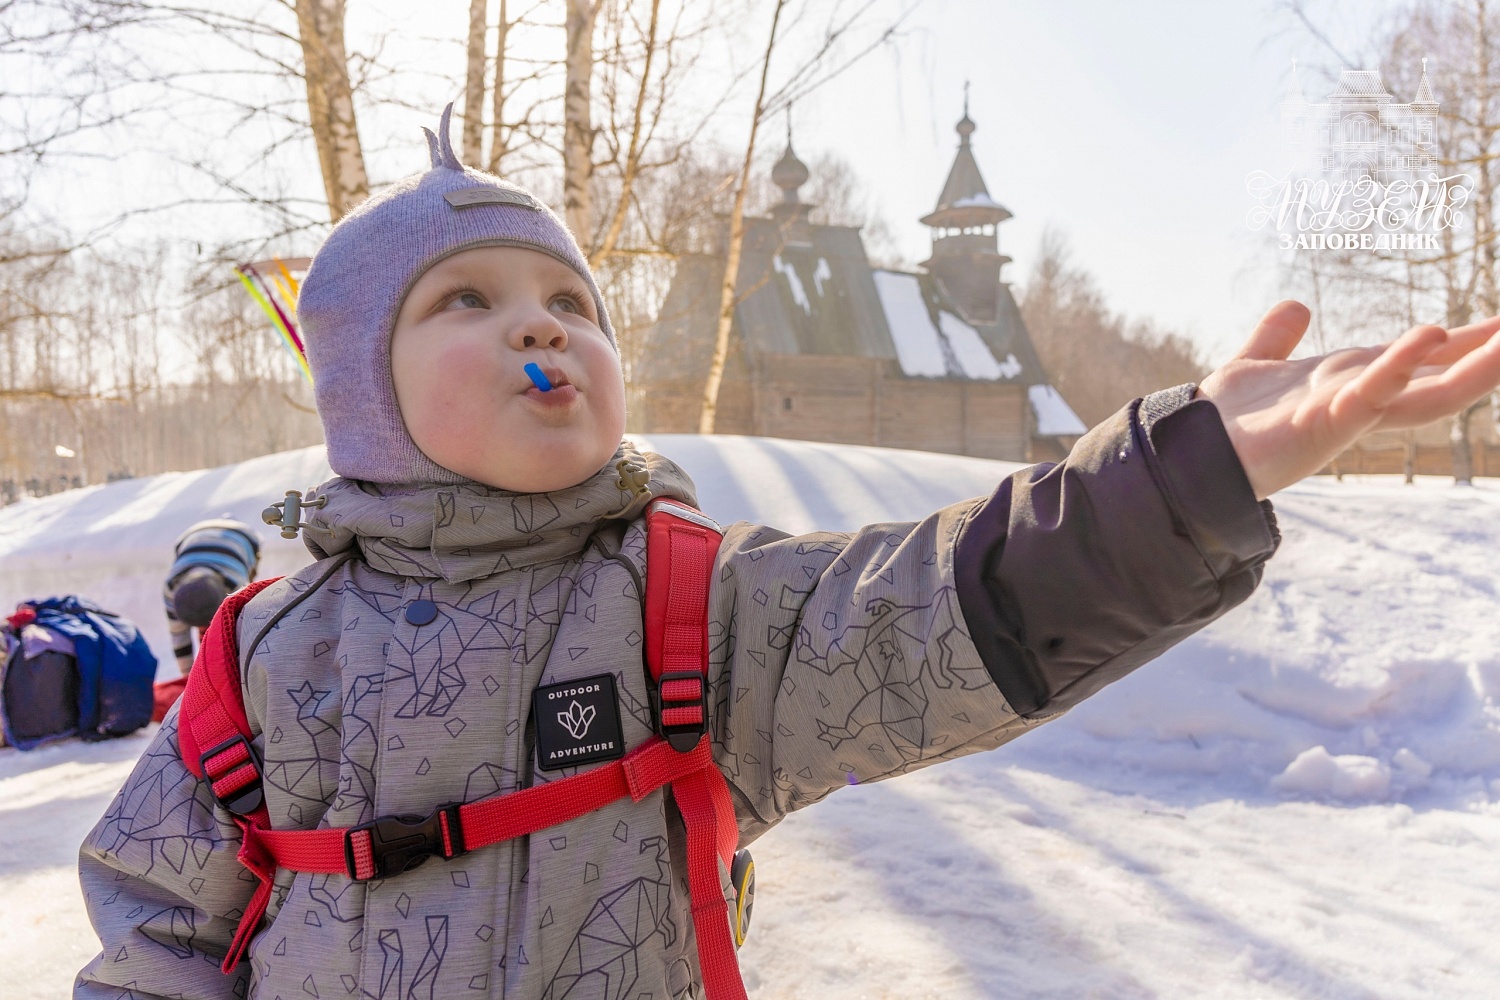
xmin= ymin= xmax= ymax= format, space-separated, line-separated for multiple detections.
xmin=162 ymin=518 xmax=260 ymax=674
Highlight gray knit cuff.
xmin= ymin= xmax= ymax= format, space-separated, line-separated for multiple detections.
xmin=1138 ymin=383 xmax=1199 ymax=439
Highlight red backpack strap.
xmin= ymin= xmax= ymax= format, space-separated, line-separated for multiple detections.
xmin=173 ymin=575 xmax=284 ymax=973
xmin=178 ymin=576 xmax=282 ymax=807
xmin=644 ymin=499 xmax=721 ymax=751
xmin=643 ymin=499 xmax=748 ymax=1000
xmin=642 ymin=498 xmax=736 ymax=856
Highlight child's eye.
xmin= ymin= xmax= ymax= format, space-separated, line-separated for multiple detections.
xmin=443 ymin=291 xmax=487 ymax=311
xmin=550 ymin=294 xmax=584 ymax=316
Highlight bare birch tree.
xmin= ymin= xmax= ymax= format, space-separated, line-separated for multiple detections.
xmin=463 ymin=0 xmax=489 ymax=163
xmin=585 ymin=0 xmax=738 ymax=269
xmin=293 ymin=0 xmax=370 ymax=220
xmin=488 ymin=0 xmax=513 ymax=172
xmin=564 ymin=0 xmax=602 ymax=241
xmin=467 ymin=0 xmax=565 ymax=177
xmin=698 ymin=0 xmax=787 ymax=435
xmin=5 ymin=0 xmax=374 ymax=230
xmin=590 ymin=0 xmax=664 ymax=265
xmin=0 ymin=0 xmax=379 ymax=493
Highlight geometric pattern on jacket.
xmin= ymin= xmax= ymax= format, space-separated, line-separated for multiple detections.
xmin=76 ymin=404 xmax=1279 ymax=1000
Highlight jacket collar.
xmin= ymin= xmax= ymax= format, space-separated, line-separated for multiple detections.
xmin=299 ymin=440 xmax=697 ymax=583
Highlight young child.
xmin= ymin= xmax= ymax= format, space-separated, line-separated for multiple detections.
xmin=74 ymin=106 xmax=1500 ymax=1000
xmin=163 ymin=518 xmax=261 ymax=674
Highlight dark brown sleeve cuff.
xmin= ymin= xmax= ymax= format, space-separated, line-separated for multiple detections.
xmin=1140 ymin=387 xmax=1280 ymax=581
xmin=953 ymin=387 xmax=1279 ymax=718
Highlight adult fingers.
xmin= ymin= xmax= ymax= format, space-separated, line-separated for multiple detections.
xmin=1234 ymin=300 xmax=1312 ymax=361
xmin=1420 ymin=313 xmax=1500 ymax=365
xmin=1327 ymin=324 xmax=1447 ymax=428
xmin=1379 ymin=328 xmax=1500 ymax=427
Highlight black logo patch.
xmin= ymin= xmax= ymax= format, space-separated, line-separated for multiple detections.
xmin=533 ymin=673 xmax=626 ymax=771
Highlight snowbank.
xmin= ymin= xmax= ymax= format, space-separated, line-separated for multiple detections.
xmin=3 ymin=447 xmax=1499 ymax=806
xmin=0 ymin=436 xmax=1012 ymax=685
xmin=1271 ymin=746 xmax=1393 ymax=801
xmin=5 ymin=443 xmax=1500 ymax=998
xmin=1000 ymin=474 xmax=1500 ymax=809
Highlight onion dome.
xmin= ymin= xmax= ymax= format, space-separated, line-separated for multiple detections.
xmin=772 ymin=144 xmax=810 ymax=204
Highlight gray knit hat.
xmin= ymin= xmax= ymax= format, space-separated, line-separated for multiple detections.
xmin=298 ymin=104 xmax=613 ymax=486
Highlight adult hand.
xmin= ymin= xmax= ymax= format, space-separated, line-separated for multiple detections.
xmin=1195 ymin=300 xmax=1500 ymax=500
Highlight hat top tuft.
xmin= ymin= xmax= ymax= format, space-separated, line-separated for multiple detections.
xmin=436 ymin=103 xmax=464 ymax=171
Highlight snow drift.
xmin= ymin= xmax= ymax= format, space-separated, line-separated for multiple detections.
xmin=4 ymin=437 xmax=1500 ymax=999
xmin=3 ymin=437 xmax=1499 ymax=806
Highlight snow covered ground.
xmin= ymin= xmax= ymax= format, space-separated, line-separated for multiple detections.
xmin=3 ymin=439 xmax=1499 ymax=999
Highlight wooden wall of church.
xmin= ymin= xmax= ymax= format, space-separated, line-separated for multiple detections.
xmin=635 ymin=351 xmax=1033 ymax=462
xmin=754 ymin=355 xmax=881 ymax=446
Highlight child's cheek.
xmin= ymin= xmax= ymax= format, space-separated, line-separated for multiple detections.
xmin=410 ymin=340 xmax=500 ymax=429
xmin=433 ymin=339 xmax=504 ymax=392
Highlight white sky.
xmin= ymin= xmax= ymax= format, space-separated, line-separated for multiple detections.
xmin=15 ymin=0 xmax=1407 ymax=368
xmin=338 ymin=0 xmax=1405 ymax=364
xmin=784 ymin=0 xmax=1396 ymax=364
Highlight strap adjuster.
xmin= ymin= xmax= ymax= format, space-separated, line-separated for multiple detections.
xmin=655 ymin=670 xmax=707 ymax=752
xmin=199 ymin=735 xmax=264 ymax=815
xmin=344 ymin=803 xmax=466 ymax=882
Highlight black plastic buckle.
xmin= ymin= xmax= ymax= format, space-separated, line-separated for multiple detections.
xmin=344 ymin=803 xmax=465 ymax=882
xmin=655 ymin=670 xmax=708 ymax=752
xmin=199 ymin=735 xmax=264 ymax=815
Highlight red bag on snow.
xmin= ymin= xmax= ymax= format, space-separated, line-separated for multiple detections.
xmin=152 ymin=676 xmax=187 ymax=723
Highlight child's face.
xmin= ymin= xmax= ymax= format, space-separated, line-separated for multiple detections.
xmin=390 ymin=245 xmax=626 ymax=492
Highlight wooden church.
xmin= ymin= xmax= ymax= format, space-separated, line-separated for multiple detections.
xmin=635 ymin=106 xmax=1086 ymax=462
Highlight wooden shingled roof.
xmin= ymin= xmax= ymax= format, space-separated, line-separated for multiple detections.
xmin=642 ymin=213 xmax=1049 ymax=387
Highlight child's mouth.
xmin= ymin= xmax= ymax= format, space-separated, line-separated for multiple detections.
xmin=522 ymin=365 xmax=575 ymax=406
xmin=524 ymin=383 xmax=578 ymax=406
xmin=525 ymin=367 xmax=576 ymax=407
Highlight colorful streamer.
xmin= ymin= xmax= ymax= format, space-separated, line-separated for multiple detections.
xmin=275 ymin=257 xmax=301 ymax=299
xmin=235 ymin=264 xmax=312 ymax=385
xmin=265 ymin=262 xmax=299 ymax=319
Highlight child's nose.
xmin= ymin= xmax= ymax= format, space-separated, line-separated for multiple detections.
xmin=507 ymin=304 xmax=568 ymax=352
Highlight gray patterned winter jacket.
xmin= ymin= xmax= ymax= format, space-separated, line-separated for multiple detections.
xmin=76 ymin=389 xmax=1279 ymax=999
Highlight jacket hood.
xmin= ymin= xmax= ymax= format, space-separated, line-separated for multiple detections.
xmin=298 ymin=439 xmax=697 ymax=582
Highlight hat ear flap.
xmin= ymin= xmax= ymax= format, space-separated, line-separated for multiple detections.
xmin=437 ymin=102 xmax=464 ymax=170
xmin=422 ymin=127 xmax=441 ymax=168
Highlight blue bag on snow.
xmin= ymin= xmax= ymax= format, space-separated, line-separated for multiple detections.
xmin=1 ymin=596 xmax=157 ymax=749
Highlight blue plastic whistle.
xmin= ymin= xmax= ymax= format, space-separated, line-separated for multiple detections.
xmin=524 ymin=363 xmax=553 ymax=392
